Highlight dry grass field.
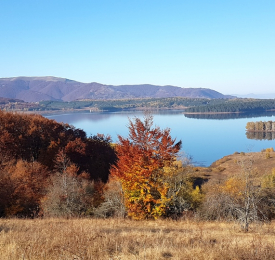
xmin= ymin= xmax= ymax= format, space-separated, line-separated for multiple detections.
xmin=1 ymin=218 xmax=275 ymax=260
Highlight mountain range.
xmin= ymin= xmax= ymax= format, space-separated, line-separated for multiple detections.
xmin=0 ymin=76 xmax=234 ymax=102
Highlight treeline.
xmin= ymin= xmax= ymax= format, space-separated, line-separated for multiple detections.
xmin=185 ymin=99 xmax=275 ymax=113
xmin=0 ymin=110 xmax=116 ymax=217
xmin=246 ymin=121 xmax=275 ymax=132
xmin=39 ymin=97 xmax=227 ymax=111
xmin=4 ymin=97 xmax=275 ymax=115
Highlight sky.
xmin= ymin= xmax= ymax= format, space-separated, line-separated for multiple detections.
xmin=0 ymin=0 xmax=274 ymax=95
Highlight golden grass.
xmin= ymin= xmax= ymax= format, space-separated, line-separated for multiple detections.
xmin=1 ymin=218 xmax=275 ymax=259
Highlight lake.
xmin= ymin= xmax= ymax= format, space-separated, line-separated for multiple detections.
xmin=46 ymin=111 xmax=275 ymax=166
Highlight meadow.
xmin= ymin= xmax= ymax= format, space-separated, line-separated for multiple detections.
xmin=1 ymin=218 xmax=275 ymax=260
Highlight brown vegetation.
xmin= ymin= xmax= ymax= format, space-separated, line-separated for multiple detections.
xmin=0 ymin=111 xmax=116 ymax=217
xmin=1 ymin=218 xmax=275 ymax=260
xmin=194 ymin=150 xmax=275 ymax=184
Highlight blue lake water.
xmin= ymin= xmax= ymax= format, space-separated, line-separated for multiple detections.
xmin=46 ymin=111 xmax=275 ymax=166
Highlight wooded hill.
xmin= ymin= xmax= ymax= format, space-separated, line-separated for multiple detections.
xmin=0 ymin=110 xmax=117 ymax=216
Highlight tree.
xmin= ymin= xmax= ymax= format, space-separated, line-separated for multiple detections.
xmin=0 ymin=160 xmax=49 ymax=217
xmin=111 ymin=114 xmax=181 ymax=219
xmin=40 ymin=151 xmax=95 ymax=217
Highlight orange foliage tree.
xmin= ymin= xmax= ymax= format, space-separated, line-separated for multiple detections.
xmin=0 ymin=160 xmax=49 ymax=217
xmin=111 ymin=115 xmax=181 ymax=219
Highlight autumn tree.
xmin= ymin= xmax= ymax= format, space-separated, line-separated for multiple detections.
xmin=111 ymin=114 xmax=181 ymax=219
xmin=0 ymin=160 xmax=49 ymax=217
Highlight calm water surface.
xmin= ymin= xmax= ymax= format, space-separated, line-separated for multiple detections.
xmin=46 ymin=111 xmax=275 ymax=166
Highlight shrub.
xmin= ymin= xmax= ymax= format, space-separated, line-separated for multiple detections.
xmin=93 ymin=177 xmax=126 ymax=218
xmin=265 ymin=152 xmax=271 ymax=159
xmin=40 ymin=172 xmax=95 ymax=217
xmin=198 ymin=159 xmax=269 ymax=231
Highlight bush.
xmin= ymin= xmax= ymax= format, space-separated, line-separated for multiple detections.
xmin=266 ymin=147 xmax=274 ymax=153
xmin=266 ymin=152 xmax=271 ymax=159
xmin=93 ymin=178 xmax=126 ymax=218
xmin=165 ymin=167 xmax=204 ymax=218
xmin=40 ymin=172 xmax=95 ymax=217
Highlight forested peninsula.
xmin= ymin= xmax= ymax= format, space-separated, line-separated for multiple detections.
xmin=184 ymin=98 xmax=275 ymax=113
xmin=2 ymin=97 xmax=275 ymax=115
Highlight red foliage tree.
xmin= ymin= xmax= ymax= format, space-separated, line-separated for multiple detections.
xmin=111 ymin=115 xmax=181 ymax=219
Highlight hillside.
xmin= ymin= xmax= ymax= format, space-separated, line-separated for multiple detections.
xmin=0 ymin=76 xmax=233 ymax=102
xmin=193 ymin=150 xmax=275 ymax=184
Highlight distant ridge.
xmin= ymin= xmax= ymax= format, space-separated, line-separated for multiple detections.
xmin=0 ymin=77 xmax=234 ymax=102
xmin=234 ymin=93 xmax=275 ymax=99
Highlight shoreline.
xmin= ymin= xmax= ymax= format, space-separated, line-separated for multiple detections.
xmin=183 ymin=111 xmax=241 ymax=115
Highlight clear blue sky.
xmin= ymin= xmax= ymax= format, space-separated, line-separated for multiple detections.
xmin=1 ymin=0 xmax=274 ymax=94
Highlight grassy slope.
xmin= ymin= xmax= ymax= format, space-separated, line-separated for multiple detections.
xmin=193 ymin=150 xmax=275 ymax=184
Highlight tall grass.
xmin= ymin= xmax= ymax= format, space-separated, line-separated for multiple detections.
xmin=0 ymin=218 xmax=275 ymax=259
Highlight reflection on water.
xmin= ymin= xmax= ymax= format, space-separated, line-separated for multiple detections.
xmin=184 ymin=111 xmax=275 ymax=120
xmin=47 ymin=112 xmax=114 ymax=122
xmin=246 ymin=131 xmax=275 ymax=140
xmin=46 ymin=111 xmax=275 ymax=167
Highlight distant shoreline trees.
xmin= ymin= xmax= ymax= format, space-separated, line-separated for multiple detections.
xmin=246 ymin=121 xmax=275 ymax=140
xmin=246 ymin=121 xmax=275 ymax=132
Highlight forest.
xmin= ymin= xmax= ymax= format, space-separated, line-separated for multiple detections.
xmin=1 ymin=110 xmax=275 ymax=229
xmin=3 ymin=97 xmax=275 ymax=116
xmin=38 ymin=97 xmax=227 ymax=111
xmin=184 ymin=98 xmax=275 ymax=113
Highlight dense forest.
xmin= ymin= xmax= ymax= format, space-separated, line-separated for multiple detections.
xmin=0 ymin=97 xmax=224 ymax=112
xmin=185 ymin=99 xmax=275 ymax=113
xmin=38 ymin=97 xmax=227 ymax=111
xmin=0 ymin=110 xmax=116 ymax=217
